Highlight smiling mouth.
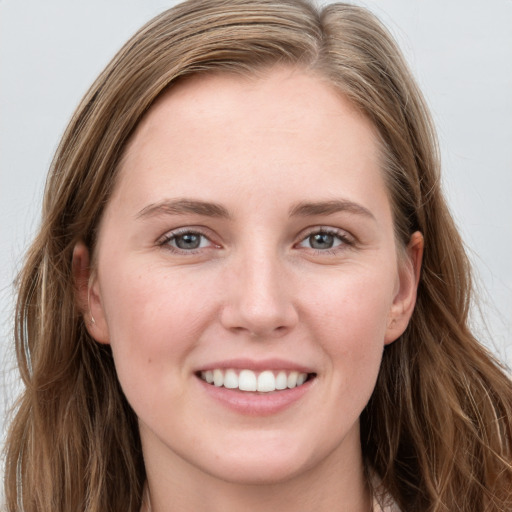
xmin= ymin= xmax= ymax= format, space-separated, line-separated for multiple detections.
xmin=197 ymin=369 xmax=316 ymax=393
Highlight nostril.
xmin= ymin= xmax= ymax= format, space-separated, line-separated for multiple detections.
xmin=247 ymin=324 xmax=290 ymax=338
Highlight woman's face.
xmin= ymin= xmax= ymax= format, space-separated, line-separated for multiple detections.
xmin=81 ymin=67 xmax=421 ymax=485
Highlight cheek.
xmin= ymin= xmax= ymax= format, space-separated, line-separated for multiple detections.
xmin=305 ymin=264 xmax=396 ymax=342
xmin=102 ymin=260 xmax=208 ymax=336
xmin=97 ymin=262 xmax=215 ymax=390
xmin=302 ymin=266 xmax=395 ymax=396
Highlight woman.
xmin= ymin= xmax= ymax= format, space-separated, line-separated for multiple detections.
xmin=4 ymin=0 xmax=512 ymax=510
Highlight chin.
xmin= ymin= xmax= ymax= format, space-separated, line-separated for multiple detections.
xmin=194 ymin=436 xmax=321 ymax=485
xmin=204 ymin=458 xmax=309 ymax=486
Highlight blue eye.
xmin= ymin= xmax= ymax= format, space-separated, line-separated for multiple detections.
xmin=174 ymin=233 xmax=204 ymax=250
xmin=298 ymin=229 xmax=349 ymax=251
xmin=308 ymin=233 xmax=338 ymax=249
xmin=161 ymin=231 xmax=212 ymax=251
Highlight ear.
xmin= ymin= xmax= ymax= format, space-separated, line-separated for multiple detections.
xmin=72 ymin=241 xmax=110 ymax=344
xmin=384 ymin=231 xmax=424 ymax=345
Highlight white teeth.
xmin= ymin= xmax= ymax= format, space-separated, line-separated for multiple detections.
xmin=200 ymin=368 xmax=310 ymax=392
xmin=275 ymin=371 xmax=288 ymax=390
xmin=287 ymin=371 xmax=298 ymax=388
xmin=224 ymin=369 xmax=238 ymax=389
xmin=239 ymin=370 xmax=257 ymax=391
xmin=257 ymin=371 xmax=275 ymax=392
xmin=213 ymin=369 xmax=224 ymax=387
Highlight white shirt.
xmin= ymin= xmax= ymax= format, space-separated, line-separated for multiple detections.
xmin=373 ymin=495 xmax=401 ymax=512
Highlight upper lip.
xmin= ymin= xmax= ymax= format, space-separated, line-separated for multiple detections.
xmin=196 ymin=358 xmax=316 ymax=374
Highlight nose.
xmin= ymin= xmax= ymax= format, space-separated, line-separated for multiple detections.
xmin=220 ymin=250 xmax=299 ymax=338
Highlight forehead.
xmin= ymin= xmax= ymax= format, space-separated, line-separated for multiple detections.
xmin=111 ymin=66 xmax=386 ymax=216
xmin=127 ymin=67 xmax=377 ymax=152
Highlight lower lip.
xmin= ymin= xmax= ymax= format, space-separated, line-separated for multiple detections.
xmin=197 ymin=376 xmax=315 ymax=416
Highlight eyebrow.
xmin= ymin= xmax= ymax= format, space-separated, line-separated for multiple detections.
xmin=136 ymin=199 xmax=231 ymax=220
xmin=136 ymin=198 xmax=375 ymax=222
xmin=289 ymin=199 xmax=376 ymax=220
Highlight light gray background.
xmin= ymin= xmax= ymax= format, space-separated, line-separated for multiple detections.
xmin=1 ymin=0 xmax=511 ymax=476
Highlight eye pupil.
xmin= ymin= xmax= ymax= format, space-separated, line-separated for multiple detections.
xmin=175 ymin=233 xmax=201 ymax=250
xmin=310 ymin=233 xmax=334 ymax=249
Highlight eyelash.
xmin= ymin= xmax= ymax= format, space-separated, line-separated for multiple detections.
xmin=157 ymin=228 xmax=216 ymax=254
xmin=296 ymin=227 xmax=355 ymax=254
xmin=157 ymin=227 xmax=355 ymax=255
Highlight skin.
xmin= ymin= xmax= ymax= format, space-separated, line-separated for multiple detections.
xmin=74 ymin=67 xmax=423 ymax=512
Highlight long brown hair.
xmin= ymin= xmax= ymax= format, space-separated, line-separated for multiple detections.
xmin=5 ymin=1 xmax=512 ymax=510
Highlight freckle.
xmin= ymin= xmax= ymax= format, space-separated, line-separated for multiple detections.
xmin=147 ymin=358 xmax=152 ymax=364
